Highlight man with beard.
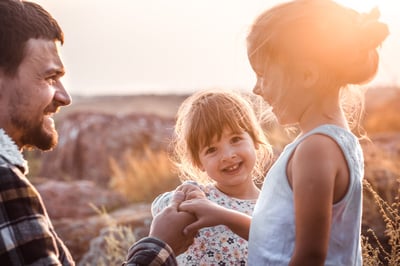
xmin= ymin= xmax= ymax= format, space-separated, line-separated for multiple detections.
xmin=0 ymin=1 xmax=196 ymax=265
xmin=0 ymin=0 xmax=75 ymax=265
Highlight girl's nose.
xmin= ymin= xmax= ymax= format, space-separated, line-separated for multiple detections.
xmin=253 ymin=77 xmax=263 ymax=95
xmin=221 ymin=146 xmax=237 ymax=161
xmin=253 ymin=84 xmax=261 ymax=95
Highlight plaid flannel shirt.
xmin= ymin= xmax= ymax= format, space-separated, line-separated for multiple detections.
xmin=0 ymin=159 xmax=75 ymax=265
xmin=0 ymin=132 xmax=75 ymax=266
xmin=123 ymin=237 xmax=177 ymax=266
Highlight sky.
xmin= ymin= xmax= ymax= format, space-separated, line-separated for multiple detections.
xmin=35 ymin=0 xmax=400 ymax=96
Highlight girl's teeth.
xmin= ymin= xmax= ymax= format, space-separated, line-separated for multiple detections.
xmin=227 ymin=164 xmax=239 ymax=171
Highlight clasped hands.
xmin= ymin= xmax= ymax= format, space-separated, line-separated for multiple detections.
xmin=175 ymin=182 xmax=227 ymax=235
xmin=149 ymin=182 xmax=223 ymax=255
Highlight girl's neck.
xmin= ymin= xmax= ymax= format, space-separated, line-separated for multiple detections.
xmin=297 ymin=97 xmax=348 ymax=135
xmin=214 ymin=182 xmax=260 ymax=200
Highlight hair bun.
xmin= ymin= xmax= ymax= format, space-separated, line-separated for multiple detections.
xmin=359 ymin=7 xmax=389 ymax=51
xmin=343 ymin=7 xmax=389 ymax=85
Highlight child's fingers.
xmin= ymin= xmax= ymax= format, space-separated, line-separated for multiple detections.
xmin=178 ymin=199 xmax=199 ymax=215
xmin=183 ymin=221 xmax=202 ymax=235
xmin=169 ymin=190 xmax=185 ymax=208
xmin=186 ymin=190 xmax=206 ymax=200
xmin=176 ymin=183 xmax=202 ymax=195
xmin=178 ymin=200 xmax=195 ymax=213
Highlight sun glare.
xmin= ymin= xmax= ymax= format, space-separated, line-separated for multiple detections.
xmin=335 ymin=0 xmax=392 ymax=20
xmin=335 ymin=0 xmax=399 ymax=36
xmin=336 ymin=0 xmax=378 ymax=11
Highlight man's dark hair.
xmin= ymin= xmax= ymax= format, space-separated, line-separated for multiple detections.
xmin=0 ymin=0 xmax=64 ymax=76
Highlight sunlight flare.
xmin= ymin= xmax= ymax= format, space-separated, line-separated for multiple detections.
xmin=335 ymin=0 xmax=391 ymax=19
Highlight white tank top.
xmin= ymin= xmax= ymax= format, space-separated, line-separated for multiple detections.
xmin=248 ymin=124 xmax=363 ymax=266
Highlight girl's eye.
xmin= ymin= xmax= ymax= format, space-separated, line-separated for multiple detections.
xmin=231 ymin=136 xmax=242 ymax=143
xmin=204 ymin=147 xmax=216 ymax=155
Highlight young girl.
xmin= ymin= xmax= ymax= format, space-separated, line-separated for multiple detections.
xmin=180 ymin=0 xmax=389 ymax=265
xmin=246 ymin=1 xmax=388 ymax=265
xmin=151 ymin=89 xmax=273 ymax=265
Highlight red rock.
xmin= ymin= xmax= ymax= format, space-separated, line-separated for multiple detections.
xmin=39 ymin=112 xmax=175 ymax=186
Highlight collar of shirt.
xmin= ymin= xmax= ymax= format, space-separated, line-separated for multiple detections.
xmin=0 ymin=128 xmax=28 ymax=174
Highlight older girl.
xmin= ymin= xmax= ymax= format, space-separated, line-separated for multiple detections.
xmin=246 ymin=0 xmax=389 ymax=265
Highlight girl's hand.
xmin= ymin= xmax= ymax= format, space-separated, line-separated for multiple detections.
xmin=179 ymin=197 xmax=251 ymax=240
xmin=178 ymin=197 xmax=225 ymax=234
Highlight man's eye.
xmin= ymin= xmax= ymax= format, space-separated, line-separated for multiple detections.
xmin=46 ymin=76 xmax=57 ymax=85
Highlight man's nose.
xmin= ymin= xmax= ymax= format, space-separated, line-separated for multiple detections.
xmin=54 ymin=81 xmax=72 ymax=106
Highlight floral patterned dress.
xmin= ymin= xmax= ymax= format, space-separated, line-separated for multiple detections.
xmin=151 ymin=182 xmax=256 ymax=266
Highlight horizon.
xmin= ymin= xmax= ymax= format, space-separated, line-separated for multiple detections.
xmin=67 ymin=84 xmax=399 ymax=99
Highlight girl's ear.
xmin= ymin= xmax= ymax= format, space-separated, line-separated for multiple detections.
xmin=198 ymin=163 xmax=206 ymax=172
xmin=254 ymin=141 xmax=260 ymax=150
xmin=195 ymin=160 xmax=206 ymax=172
xmin=301 ymin=61 xmax=319 ymax=88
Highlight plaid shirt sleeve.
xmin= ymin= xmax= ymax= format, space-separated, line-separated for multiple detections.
xmin=123 ymin=237 xmax=177 ymax=266
xmin=0 ymin=164 xmax=75 ymax=266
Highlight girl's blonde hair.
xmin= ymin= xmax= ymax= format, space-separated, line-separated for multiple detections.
xmin=171 ymin=89 xmax=273 ymax=185
xmin=247 ymin=0 xmax=389 ymax=134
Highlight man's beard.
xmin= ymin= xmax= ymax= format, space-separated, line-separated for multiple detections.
xmin=13 ymin=116 xmax=58 ymax=151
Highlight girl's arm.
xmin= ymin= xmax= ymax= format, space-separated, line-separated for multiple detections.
xmin=179 ymin=197 xmax=251 ymax=240
xmin=288 ymin=135 xmax=349 ymax=266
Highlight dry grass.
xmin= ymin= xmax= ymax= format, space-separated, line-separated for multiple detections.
xmin=362 ymin=178 xmax=400 ymax=265
xmin=109 ymin=147 xmax=181 ymax=203
xmin=80 ymin=225 xmax=137 ymax=266
xmin=361 ymin=134 xmax=400 ymax=265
